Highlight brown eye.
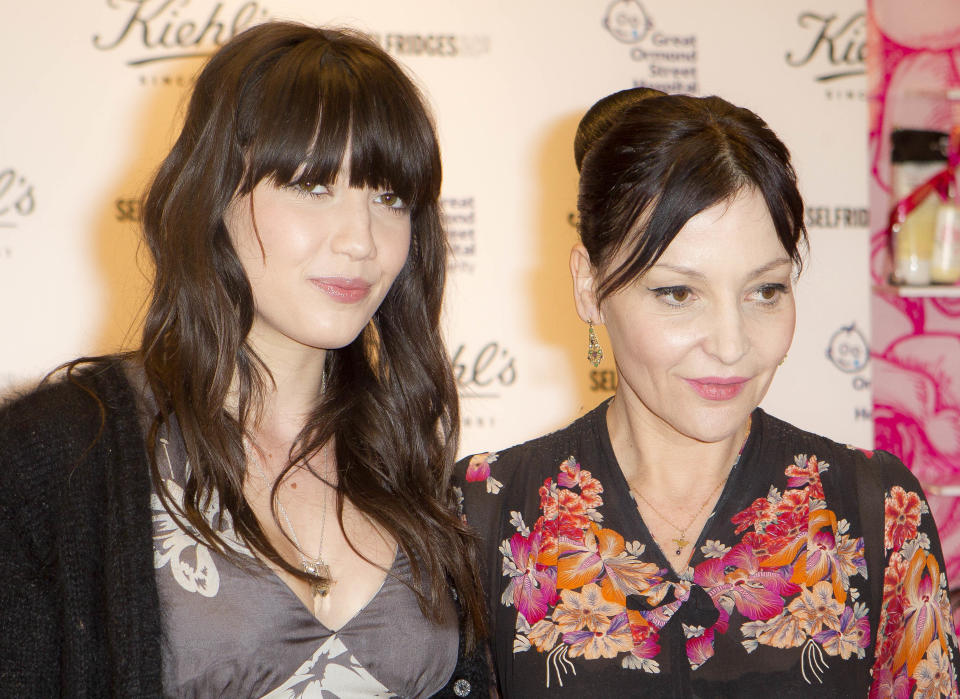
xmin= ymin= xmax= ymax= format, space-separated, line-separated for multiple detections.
xmin=293 ymin=181 xmax=328 ymax=196
xmin=756 ymin=284 xmax=786 ymax=303
xmin=375 ymin=191 xmax=407 ymax=210
xmin=650 ymin=286 xmax=693 ymax=306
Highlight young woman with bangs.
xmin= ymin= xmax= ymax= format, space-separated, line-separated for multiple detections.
xmin=0 ymin=22 xmax=487 ymax=698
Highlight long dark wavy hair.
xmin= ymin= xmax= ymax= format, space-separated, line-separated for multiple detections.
xmin=138 ymin=22 xmax=485 ymax=643
xmin=576 ymin=91 xmax=807 ymax=303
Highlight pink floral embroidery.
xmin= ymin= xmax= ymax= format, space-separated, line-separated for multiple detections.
xmin=503 ymin=530 xmax=558 ymax=626
xmin=869 ymin=666 xmax=915 ymax=699
xmin=814 ymin=604 xmax=871 ymax=660
xmin=784 ymin=454 xmax=826 ymax=499
xmin=465 ymin=452 xmax=502 ymax=494
xmin=694 ymin=543 xmax=799 ymax=622
xmin=884 ymin=486 xmax=923 ymax=552
xmin=465 ymin=454 xmax=491 ymax=482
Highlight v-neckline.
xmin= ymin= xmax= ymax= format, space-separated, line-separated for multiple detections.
xmin=267 ymin=546 xmax=401 ymax=633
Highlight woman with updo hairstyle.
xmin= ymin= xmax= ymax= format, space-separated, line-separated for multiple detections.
xmin=457 ymin=89 xmax=960 ymax=696
xmin=0 ymin=22 xmax=488 ymax=697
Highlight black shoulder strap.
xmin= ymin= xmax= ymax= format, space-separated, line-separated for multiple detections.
xmin=855 ymin=453 xmax=886 ymax=649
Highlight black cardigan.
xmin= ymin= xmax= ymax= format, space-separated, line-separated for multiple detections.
xmin=0 ymin=361 xmax=486 ymax=697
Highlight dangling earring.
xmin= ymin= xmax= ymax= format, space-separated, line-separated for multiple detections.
xmin=778 ymin=354 xmax=788 ymax=367
xmin=587 ymin=321 xmax=603 ymax=367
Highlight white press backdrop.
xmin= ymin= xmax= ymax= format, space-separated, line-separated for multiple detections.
xmin=0 ymin=0 xmax=871 ymax=457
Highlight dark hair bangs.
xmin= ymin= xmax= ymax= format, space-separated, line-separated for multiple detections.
xmin=736 ymin=138 xmax=806 ymax=271
xmin=235 ymin=36 xmax=440 ymax=211
xmin=598 ymin=132 xmax=746 ymax=300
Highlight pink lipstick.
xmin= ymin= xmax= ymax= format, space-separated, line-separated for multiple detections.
xmin=685 ymin=377 xmax=748 ymax=401
xmin=310 ymin=277 xmax=372 ymax=303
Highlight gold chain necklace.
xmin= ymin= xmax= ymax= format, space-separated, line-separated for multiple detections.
xmin=246 ymin=441 xmax=332 ymax=600
xmin=629 ymin=417 xmax=751 ymax=557
xmin=631 ymin=477 xmax=727 ymax=556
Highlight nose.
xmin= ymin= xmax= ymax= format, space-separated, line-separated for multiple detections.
xmin=702 ymin=302 xmax=750 ymax=365
xmin=329 ymin=189 xmax=375 ymax=260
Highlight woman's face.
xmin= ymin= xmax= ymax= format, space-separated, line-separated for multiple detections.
xmin=225 ymin=165 xmax=411 ymax=357
xmin=572 ymin=187 xmax=796 ymax=444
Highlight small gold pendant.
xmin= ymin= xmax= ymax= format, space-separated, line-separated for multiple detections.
xmin=302 ymin=559 xmax=331 ymax=598
xmin=672 ymin=535 xmax=689 ymax=556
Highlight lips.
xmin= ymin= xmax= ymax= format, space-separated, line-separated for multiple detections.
xmin=685 ymin=377 xmax=749 ymax=401
xmin=310 ymin=277 xmax=372 ymax=303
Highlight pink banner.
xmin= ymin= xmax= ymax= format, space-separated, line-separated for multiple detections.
xmin=868 ymin=0 xmax=960 ymax=591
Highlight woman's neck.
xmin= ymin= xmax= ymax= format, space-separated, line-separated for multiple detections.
xmin=607 ymin=394 xmax=749 ymax=496
xmin=236 ymin=334 xmax=327 ymax=453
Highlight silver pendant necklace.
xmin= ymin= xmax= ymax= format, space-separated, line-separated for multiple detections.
xmin=246 ymin=441 xmax=332 ymax=601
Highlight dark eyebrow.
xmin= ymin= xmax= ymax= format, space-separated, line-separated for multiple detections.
xmin=747 ymin=257 xmax=793 ymax=278
xmin=651 ymin=257 xmax=793 ymax=281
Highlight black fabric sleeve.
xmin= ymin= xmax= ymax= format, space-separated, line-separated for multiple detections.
xmin=0 ymin=459 xmax=60 ymax=696
xmin=0 ymin=362 xmax=163 ymax=697
xmin=431 ymin=622 xmax=491 ymax=698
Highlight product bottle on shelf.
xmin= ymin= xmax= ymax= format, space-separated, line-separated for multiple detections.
xmin=890 ymin=129 xmax=949 ymax=286
xmin=931 ymin=136 xmax=960 ymax=285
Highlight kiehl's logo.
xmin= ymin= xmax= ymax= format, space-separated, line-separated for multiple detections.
xmin=93 ymin=0 xmax=268 ymax=66
xmin=786 ymin=11 xmax=865 ymax=81
xmin=0 ymin=167 xmax=36 ymax=229
xmin=451 ymin=341 xmax=517 ymax=399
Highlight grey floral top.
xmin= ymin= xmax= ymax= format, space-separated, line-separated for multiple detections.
xmin=150 ymin=422 xmax=458 ymax=698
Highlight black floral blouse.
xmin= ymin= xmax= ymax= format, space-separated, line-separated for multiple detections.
xmin=455 ymin=401 xmax=960 ymax=698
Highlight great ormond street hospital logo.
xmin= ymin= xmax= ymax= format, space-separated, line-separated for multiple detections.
xmin=603 ymin=0 xmax=652 ymax=44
